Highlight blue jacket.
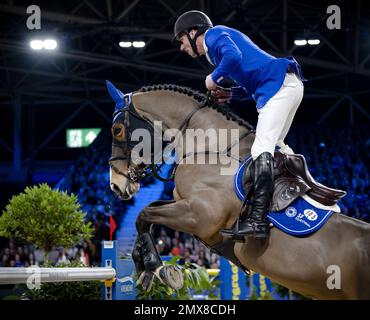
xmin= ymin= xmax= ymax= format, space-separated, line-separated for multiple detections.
xmin=204 ymin=25 xmax=306 ymax=109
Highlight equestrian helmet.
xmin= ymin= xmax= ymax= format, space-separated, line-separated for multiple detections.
xmin=173 ymin=10 xmax=213 ymax=42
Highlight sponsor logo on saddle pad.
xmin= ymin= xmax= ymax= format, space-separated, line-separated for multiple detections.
xmin=294 ymin=213 xmax=311 ymax=228
xmin=269 ymin=202 xmax=333 ymax=236
xmin=285 ymin=207 xmax=297 ymax=218
xmin=284 ymin=207 xmax=318 ymax=224
xmin=304 ymin=209 xmax=318 ymax=221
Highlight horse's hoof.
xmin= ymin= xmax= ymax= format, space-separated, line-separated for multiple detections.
xmin=137 ymin=271 xmax=155 ymax=292
xmin=155 ymin=265 xmax=184 ymax=290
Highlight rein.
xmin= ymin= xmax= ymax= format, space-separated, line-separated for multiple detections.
xmin=109 ymin=91 xmax=255 ymax=183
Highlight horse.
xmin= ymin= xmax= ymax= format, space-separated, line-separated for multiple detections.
xmin=106 ymin=82 xmax=370 ymax=299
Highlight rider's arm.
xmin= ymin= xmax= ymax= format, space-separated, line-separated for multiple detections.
xmin=208 ymin=32 xmax=242 ymax=85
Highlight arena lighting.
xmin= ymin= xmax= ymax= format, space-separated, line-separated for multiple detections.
xmin=294 ymin=32 xmax=320 ymax=46
xmin=43 ymin=39 xmax=57 ymax=50
xmin=308 ymin=39 xmax=320 ymax=45
xmin=30 ymin=39 xmax=58 ymax=50
xmin=294 ymin=39 xmax=307 ymax=46
xmin=294 ymin=39 xmax=320 ymax=46
xmin=119 ymin=41 xmax=132 ymax=48
xmin=30 ymin=39 xmax=43 ymax=50
xmin=132 ymin=41 xmax=145 ymax=48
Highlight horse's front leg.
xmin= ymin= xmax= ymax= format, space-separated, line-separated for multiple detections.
xmin=132 ymin=218 xmax=160 ymax=292
xmin=135 ymin=218 xmax=160 ymax=271
xmin=133 ymin=200 xmax=186 ymax=291
xmin=131 ymin=233 xmax=147 ymax=286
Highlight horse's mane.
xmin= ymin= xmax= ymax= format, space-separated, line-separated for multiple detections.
xmin=138 ymin=84 xmax=254 ymax=131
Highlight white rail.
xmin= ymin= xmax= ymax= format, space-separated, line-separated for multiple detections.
xmin=0 ymin=267 xmax=116 ymax=285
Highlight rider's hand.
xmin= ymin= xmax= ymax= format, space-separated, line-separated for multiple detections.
xmin=205 ymin=74 xmax=217 ymax=91
xmin=210 ymin=86 xmax=232 ymax=104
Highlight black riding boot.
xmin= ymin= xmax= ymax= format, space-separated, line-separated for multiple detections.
xmin=236 ymin=152 xmax=274 ymax=238
xmin=220 ymin=152 xmax=274 ymax=240
xmin=221 ymin=152 xmax=274 ymax=242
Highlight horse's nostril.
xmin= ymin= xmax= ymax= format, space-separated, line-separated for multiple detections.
xmin=111 ymin=183 xmax=120 ymax=194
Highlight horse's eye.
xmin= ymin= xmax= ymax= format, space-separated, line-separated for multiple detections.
xmin=114 ymin=127 xmax=122 ymax=136
xmin=112 ymin=123 xmax=125 ymax=141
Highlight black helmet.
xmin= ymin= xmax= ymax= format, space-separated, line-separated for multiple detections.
xmin=173 ymin=10 xmax=213 ymax=43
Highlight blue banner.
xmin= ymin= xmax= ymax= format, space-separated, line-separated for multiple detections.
xmin=219 ymin=257 xmax=247 ymax=300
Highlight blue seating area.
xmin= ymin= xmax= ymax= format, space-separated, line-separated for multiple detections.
xmin=286 ymin=125 xmax=369 ymax=222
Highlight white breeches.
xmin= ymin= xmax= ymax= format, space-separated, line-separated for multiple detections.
xmin=251 ymin=72 xmax=304 ymax=160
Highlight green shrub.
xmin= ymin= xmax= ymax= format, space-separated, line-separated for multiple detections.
xmin=0 ymin=183 xmax=93 ymax=262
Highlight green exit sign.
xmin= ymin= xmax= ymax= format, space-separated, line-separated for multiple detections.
xmin=66 ymin=128 xmax=101 ymax=148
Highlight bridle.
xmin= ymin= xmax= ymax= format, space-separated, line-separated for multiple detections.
xmin=109 ymin=92 xmax=211 ymax=184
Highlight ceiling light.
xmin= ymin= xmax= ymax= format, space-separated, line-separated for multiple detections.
xmin=30 ymin=40 xmax=43 ymax=50
xmin=294 ymin=39 xmax=307 ymax=46
xmin=44 ymin=39 xmax=57 ymax=50
xmin=308 ymin=39 xmax=320 ymax=45
xmin=132 ymin=41 xmax=145 ymax=48
xmin=119 ymin=41 xmax=132 ymax=48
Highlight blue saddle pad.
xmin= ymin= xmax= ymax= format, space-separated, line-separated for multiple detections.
xmin=234 ymin=157 xmax=334 ymax=236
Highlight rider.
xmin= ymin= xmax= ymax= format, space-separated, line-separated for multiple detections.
xmin=173 ymin=10 xmax=305 ymax=239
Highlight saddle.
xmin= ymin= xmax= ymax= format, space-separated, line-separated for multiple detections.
xmin=243 ymin=152 xmax=347 ymax=212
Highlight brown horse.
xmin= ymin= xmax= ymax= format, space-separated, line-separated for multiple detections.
xmin=107 ymin=82 xmax=370 ymax=300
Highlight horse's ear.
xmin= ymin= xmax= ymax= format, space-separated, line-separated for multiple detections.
xmin=106 ymin=80 xmax=125 ymax=111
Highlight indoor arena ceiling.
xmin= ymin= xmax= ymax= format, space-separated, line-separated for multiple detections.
xmin=0 ymin=0 xmax=370 ymax=103
xmin=0 ymin=0 xmax=369 ymax=165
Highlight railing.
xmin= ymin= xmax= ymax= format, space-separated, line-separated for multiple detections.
xmin=0 ymin=267 xmax=116 ymax=285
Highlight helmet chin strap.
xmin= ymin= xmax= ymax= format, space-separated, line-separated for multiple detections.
xmin=186 ymin=34 xmax=199 ymax=57
xmin=186 ymin=29 xmax=204 ymax=58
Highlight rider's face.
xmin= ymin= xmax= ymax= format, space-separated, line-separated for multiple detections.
xmin=179 ymin=33 xmax=197 ymax=58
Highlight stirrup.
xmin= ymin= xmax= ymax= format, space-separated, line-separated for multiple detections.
xmin=220 ymin=218 xmax=247 ymax=243
xmin=239 ymin=220 xmax=270 ymax=239
xmin=220 ymin=199 xmax=252 ymax=242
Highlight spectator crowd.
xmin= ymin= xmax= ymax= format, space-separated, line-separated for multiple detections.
xmin=0 ymin=239 xmax=93 ymax=267
xmin=287 ymin=125 xmax=369 ymax=221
